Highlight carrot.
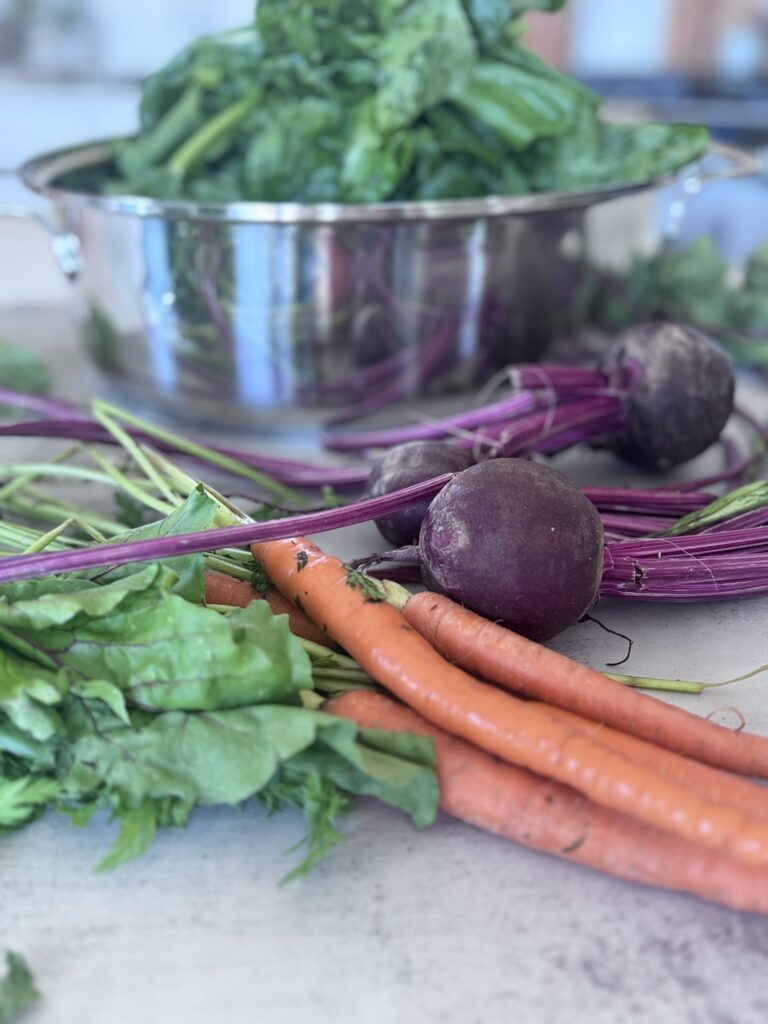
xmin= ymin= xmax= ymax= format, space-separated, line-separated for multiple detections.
xmin=327 ymin=690 xmax=768 ymax=914
xmin=251 ymin=536 xmax=768 ymax=867
xmin=203 ymin=569 xmax=332 ymax=647
xmin=541 ymin=702 xmax=768 ymax=821
xmin=402 ymin=590 xmax=768 ymax=779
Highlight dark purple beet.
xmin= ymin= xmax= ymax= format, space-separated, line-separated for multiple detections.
xmin=364 ymin=440 xmax=475 ymax=546
xmin=602 ymin=322 xmax=735 ymax=470
xmin=419 ymin=459 xmax=604 ymax=642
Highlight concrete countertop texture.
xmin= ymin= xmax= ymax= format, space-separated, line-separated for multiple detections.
xmin=2 ymin=263 xmax=768 ymax=1024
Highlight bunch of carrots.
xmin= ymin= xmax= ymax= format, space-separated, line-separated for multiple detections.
xmin=210 ymin=543 xmax=768 ymax=914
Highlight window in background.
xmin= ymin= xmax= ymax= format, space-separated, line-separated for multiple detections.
xmin=667 ymin=0 xmax=768 ymax=81
xmin=0 ymin=0 xmax=96 ymax=77
xmin=0 ymin=0 xmax=254 ymax=80
xmin=89 ymin=1 xmax=255 ymax=80
xmin=525 ymin=0 xmax=768 ymax=82
xmin=0 ymin=1 xmax=256 ymax=184
xmin=568 ymin=0 xmax=671 ymax=77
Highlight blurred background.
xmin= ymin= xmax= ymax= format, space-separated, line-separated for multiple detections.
xmin=2 ymin=0 xmax=768 ymax=305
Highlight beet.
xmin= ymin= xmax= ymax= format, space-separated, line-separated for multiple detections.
xmin=329 ymin=321 xmax=736 ymax=478
xmin=419 ymin=459 xmax=604 ymax=641
xmin=602 ymin=322 xmax=735 ymax=469
xmin=364 ymin=440 xmax=475 ymax=546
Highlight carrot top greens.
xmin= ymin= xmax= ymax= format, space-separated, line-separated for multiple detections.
xmin=0 ymin=552 xmax=438 ymax=878
xmin=0 ymin=420 xmax=439 ymax=876
xmin=345 ymin=565 xmax=386 ymax=603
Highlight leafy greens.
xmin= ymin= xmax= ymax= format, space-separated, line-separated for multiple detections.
xmin=0 ymin=341 xmax=50 ymax=409
xmin=0 ymin=558 xmax=438 ymax=878
xmin=0 ymin=952 xmax=39 ymax=1023
xmin=568 ymin=237 xmax=768 ymax=373
xmin=98 ymin=0 xmax=707 ymax=204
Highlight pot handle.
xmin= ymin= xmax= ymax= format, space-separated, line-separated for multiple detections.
xmin=662 ymin=141 xmax=761 ymax=243
xmin=696 ymin=140 xmax=761 ymax=183
xmin=0 ymin=169 xmax=82 ymax=280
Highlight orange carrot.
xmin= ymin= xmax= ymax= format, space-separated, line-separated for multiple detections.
xmin=203 ymin=569 xmax=332 ymax=647
xmin=327 ymin=690 xmax=768 ymax=914
xmin=402 ymin=590 xmax=768 ymax=779
xmin=541 ymin=702 xmax=768 ymax=821
xmin=251 ymin=536 xmax=768 ymax=867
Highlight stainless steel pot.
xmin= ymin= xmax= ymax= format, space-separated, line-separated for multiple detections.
xmin=5 ymin=138 xmax=759 ymax=432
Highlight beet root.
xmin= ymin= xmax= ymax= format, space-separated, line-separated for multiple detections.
xmin=364 ymin=440 xmax=475 ymax=547
xmin=602 ymin=322 xmax=735 ymax=470
xmin=419 ymin=459 xmax=604 ymax=642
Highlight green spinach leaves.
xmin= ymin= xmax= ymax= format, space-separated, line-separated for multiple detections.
xmin=106 ymin=1 xmax=707 ymax=204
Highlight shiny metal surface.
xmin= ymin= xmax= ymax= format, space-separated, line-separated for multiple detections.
xmin=13 ymin=139 xmax=758 ymax=431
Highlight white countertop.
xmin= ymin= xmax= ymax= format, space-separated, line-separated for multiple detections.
xmin=2 ymin=304 xmax=768 ymax=1024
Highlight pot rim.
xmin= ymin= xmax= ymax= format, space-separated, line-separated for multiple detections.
xmin=19 ymin=137 xmax=754 ymax=226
